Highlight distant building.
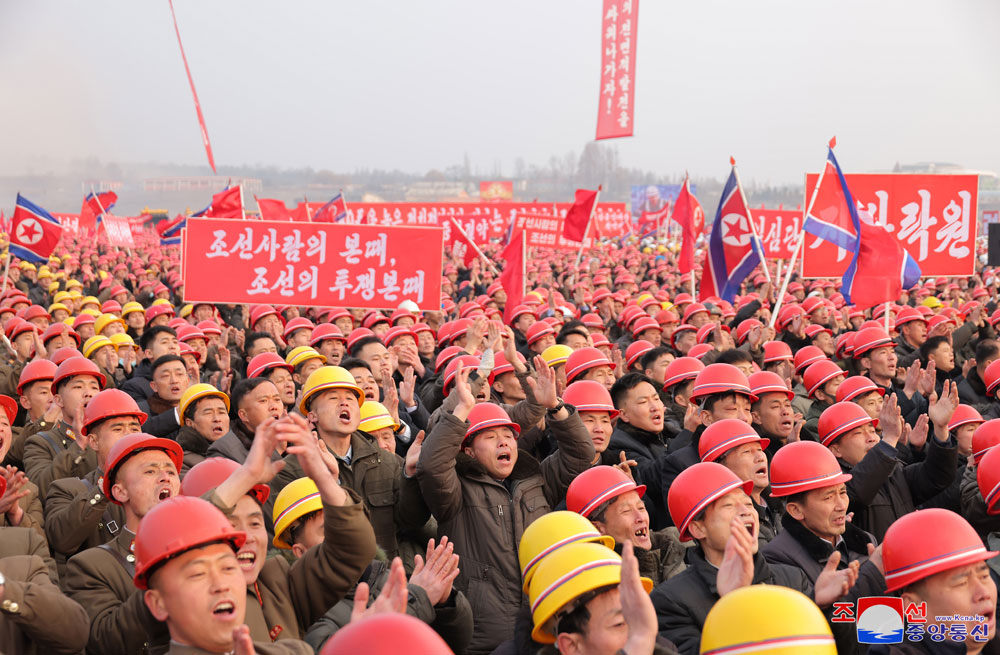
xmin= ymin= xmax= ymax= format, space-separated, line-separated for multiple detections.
xmin=143 ymin=177 xmax=262 ymax=193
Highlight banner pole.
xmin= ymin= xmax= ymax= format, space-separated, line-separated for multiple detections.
xmin=732 ymin=161 xmax=771 ymax=283
xmin=769 ymin=232 xmax=804 ymax=328
xmin=521 ymin=229 xmax=526 ymax=301
xmin=0 ymin=249 xmax=10 ymax=295
xmin=451 ymin=218 xmax=500 ymax=275
xmin=884 ymin=301 xmax=891 ymax=331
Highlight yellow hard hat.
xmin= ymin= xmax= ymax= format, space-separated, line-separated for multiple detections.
xmin=178 ymin=383 xmax=230 ymax=420
xmin=358 ymin=401 xmax=399 ymax=434
xmin=661 ymin=301 xmax=675 ymax=312
xmin=179 ymin=304 xmax=194 ymax=319
xmin=121 ymin=301 xmax=145 ymax=318
xmin=62 ymin=317 xmax=75 ymax=328
xmin=80 ymin=308 xmax=101 ymax=318
xmin=48 ymin=302 xmax=70 ymax=315
xmin=95 ymin=313 xmax=126 ymax=335
xmin=38 ymin=265 xmax=50 ymax=275
xmin=299 ymin=366 xmax=364 ymax=414
xmin=97 ymin=270 xmax=108 ymax=280
xmin=528 ymin=542 xmax=651 ymax=644
xmin=83 ymin=335 xmax=114 ymax=359
xmin=541 ymin=344 xmax=573 ymax=369
xmin=285 ymin=346 xmax=326 ymax=369
xmin=18 ymin=262 xmax=36 ymax=271
xmin=518 ymin=510 xmax=614 ymax=593
xmin=699 ymin=585 xmax=836 ymax=654
xmin=53 ymin=291 xmax=72 ymax=304
xmin=922 ymin=296 xmax=943 ymax=309
xmin=46 ymin=281 xmax=59 ymax=293
xmin=272 ymin=477 xmax=322 ymax=549
xmin=151 ymin=298 xmax=172 ymax=308
xmin=109 ymin=333 xmax=139 ymax=352
xmin=81 ymin=295 xmax=101 ymax=310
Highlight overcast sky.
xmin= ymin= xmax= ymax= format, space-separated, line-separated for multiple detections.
xmin=2 ymin=1 xmax=997 ymax=185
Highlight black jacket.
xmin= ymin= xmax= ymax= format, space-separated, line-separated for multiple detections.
xmin=605 ymin=422 xmax=670 ymax=528
xmin=119 ymin=360 xmax=153 ymax=402
xmin=959 ymin=367 xmax=993 ymax=416
xmin=650 ymin=547 xmax=813 ymax=655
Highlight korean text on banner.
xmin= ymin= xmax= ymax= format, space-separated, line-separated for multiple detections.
xmin=753 ymin=209 xmax=802 ymax=259
xmin=515 ymin=212 xmax=595 ymax=251
xmin=801 ymin=174 xmax=978 ymax=278
xmin=182 ymin=218 xmax=444 ymax=311
xmin=103 ymin=215 xmax=136 ymax=248
xmin=596 ymin=0 xmax=637 ymax=140
xmin=53 ymin=213 xmax=80 ymax=236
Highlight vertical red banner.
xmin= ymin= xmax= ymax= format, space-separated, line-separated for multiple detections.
xmin=596 ymin=0 xmax=638 ymax=140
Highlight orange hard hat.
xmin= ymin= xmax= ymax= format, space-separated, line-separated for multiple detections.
xmin=82 ymin=389 xmax=148 ymax=435
xmin=566 ymin=465 xmax=646 ymax=518
xmin=698 ymin=419 xmax=769 ymax=463
xmin=818 ymin=402 xmax=877 ymax=448
xmin=769 ymin=441 xmax=852 ymax=497
xmin=668 ymin=462 xmax=753 ymax=541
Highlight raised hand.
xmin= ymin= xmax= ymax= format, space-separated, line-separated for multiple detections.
xmin=716 ymin=517 xmax=754 ymax=597
xmin=350 ymin=557 xmax=408 ymax=623
xmin=814 ymin=551 xmax=860 ymax=607
xmin=613 ymin=451 xmax=638 ymax=482
xmin=0 ymin=467 xmax=30 ymax=524
xmin=531 ymin=355 xmax=559 ymax=410
xmin=928 ymin=379 xmax=959 ymax=437
xmin=452 ymin=365 xmax=477 ymax=419
xmin=683 ymin=402 xmax=701 ymax=433
xmin=404 ymin=431 xmax=425 ymax=477
xmin=408 ymin=537 xmax=460 ymax=606
xmin=907 ymin=414 xmax=929 ymax=451
xmin=399 ymin=367 xmax=416 ymax=409
xmin=917 ymin=360 xmax=936 ymax=398
xmin=619 ymin=542 xmax=658 ymax=655
xmin=878 ymin=393 xmax=903 ymax=447
xmin=232 ymin=625 xmax=257 ymax=655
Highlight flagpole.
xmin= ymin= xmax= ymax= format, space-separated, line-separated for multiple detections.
xmin=884 ymin=302 xmax=890 ymax=331
xmin=0 ymin=249 xmax=10 ymax=295
xmin=731 ymin=160 xmax=771 ymax=283
xmin=239 ymin=185 xmax=246 ymax=220
xmin=304 ymin=196 xmax=312 ymax=222
xmin=520 ymin=229 xmax=526 ymax=301
xmin=450 ymin=218 xmax=499 ymax=275
xmin=572 ymin=186 xmax=602 ymax=284
xmin=89 ymin=184 xmax=114 ymax=251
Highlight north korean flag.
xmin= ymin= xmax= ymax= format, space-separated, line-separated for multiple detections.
xmin=700 ymin=166 xmax=763 ymax=302
xmin=9 ymin=194 xmax=64 ymax=262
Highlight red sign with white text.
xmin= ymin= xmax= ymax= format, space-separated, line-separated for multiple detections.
xmin=514 ymin=212 xmax=595 ymax=251
xmin=182 ymin=219 xmax=444 ymax=311
xmin=298 ymin=202 xmax=629 ymax=243
xmin=752 ymin=209 xmax=801 ymax=259
xmin=596 ymin=0 xmax=637 ymax=140
xmin=52 ymin=213 xmax=80 ymax=236
xmin=102 ymin=215 xmax=136 ymax=248
xmin=802 ymin=174 xmax=978 ymax=278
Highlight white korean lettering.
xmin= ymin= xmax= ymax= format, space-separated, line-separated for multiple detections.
xmin=282 ymin=229 xmax=305 ymax=263
xmin=253 ymin=228 xmax=279 ymax=262
xmin=329 ymin=269 xmax=351 ymax=301
xmin=899 ymin=190 xmax=937 ymax=261
xmin=306 ymin=231 xmax=327 ymax=264
xmin=298 ymin=265 xmax=318 ymax=299
xmin=340 ymin=234 xmax=362 ymax=264
xmin=379 ymin=270 xmax=401 ymax=302
xmin=935 ymin=190 xmax=971 ymax=258
xmin=354 ymin=268 xmax=376 ymax=301
xmin=229 ymin=228 xmax=254 ymax=260
xmin=402 ymin=270 xmax=425 ymax=305
xmin=206 ymin=230 xmax=229 ymax=258
xmin=364 ymin=233 xmax=388 ymax=266
xmin=247 ymin=267 xmax=269 ymax=295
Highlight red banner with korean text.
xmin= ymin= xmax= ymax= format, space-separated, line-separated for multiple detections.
xmin=296 ymin=202 xmax=629 ymax=243
xmin=102 ymin=215 xmax=136 ymax=248
xmin=801 ymin=174 xmax=978 ymax=278
xmin=182 ymin=218 xmax=444 ymax=311
xmin=514 ymin=212 xmax=596 ymax=251
xmin=52 ymin=213 xmax=80 ymax=236
xmin=751 ymin=209 xmax=802 ymax=259
xmin=596 ymin=0 xmax=637 ymax=140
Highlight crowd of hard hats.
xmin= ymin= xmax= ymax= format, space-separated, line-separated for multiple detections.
xmin=1 ymin=238 xmax=1000 ymax=654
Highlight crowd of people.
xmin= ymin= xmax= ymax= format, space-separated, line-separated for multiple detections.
xmin=0 ymin=235 xmax=998 ymax=655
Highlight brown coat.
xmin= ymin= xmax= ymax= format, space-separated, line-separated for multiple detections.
xmin=23 ymin=421 xmax=97 ymax=500
xmin=0 ymin=554 xmax=90 ymax=655
xmin=63 ymin=528 xmax=170 ymax=654
xmin=0 ymin=482 xmax=45 ymax=540
xmin=44 ymin=468 xmax=126 ymax=578
xmin=0 ymin=527 xmax=59 ymax=586
xmin=7 ymin=416 xmax=58 ymax=470
xmin=211 ymin=492 xmax=376 ymax=643
xmin=416 ymin=409 xmax=596 ymax=655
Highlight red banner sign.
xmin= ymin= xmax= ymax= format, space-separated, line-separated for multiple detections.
xmin=480 ymin=181 xmax=513 ymax=201
xmin=102 ymin=215 xmax=136 ymax=248
xmin=516 ymin=212 xmax=595 ymax=251
xmin=596 ymin=0 xmax=637 ymax=140
xmin=801 ymin=174 xmax=978 ymax=278
xmin=751 ymin=209 xmax=801 ymax=259
xmin=182 ymin=218 xmax=444 ymax=310
xmin=52 ymin=213 xmax=80 ymax=236
xmin=300 ymin=202 xmax=629 ymax=243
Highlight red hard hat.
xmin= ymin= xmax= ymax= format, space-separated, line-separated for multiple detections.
xmin=361 ymin=311 xmax=390 ymax=329
xmin=818 ymin=402 xmax=877 ymax=447
xmin=762 ymin=341 xmax=793 ymax=364
xmin=682 ymin=302 xmax=708 ymax=324
xmin=630 ymin=316 xmax=659 ymax=339
xmin=526 ymin=321 xmax=555 ymax=346
xmin=735 ymin=319 xmax=763 ymax=346
xmin=775 ymin=305 xmax=805 ymax=330
xmin=748 ymin=371 xmax=793 ymax=400
xmin=448 ymin=318 xmax=474 ymax=344
xmin=669 ymin=324 xmax=697 ymax=349
xmin=144 ymin=303 xmax=175 ymax=325
xmin=434 ymin=346 xmax=465 ymax=374
xmin=102 ymin=433 xmax=184 ymax=503
xmin=698 ymin=419 xmax=769 ymax=463
xmin=949 ymin=404 xmax=984 ymax=432
xmin=566 ymin=465 xmax=646 ymax=518
xmin=507 ymin=305 xmax=535 ymax=326
xmin=246 ymin=352 xmax=292 ymax=379
xmin=464 ymin=403 xmax=519 ymax=443
xmin=894 ymin=306 xmax=926 ymax=327
xmin=835 ymin=376 xmax=884 ymax=403
xmin=82 ymin=389 xmax=148 ymax=436
xmin=971 ymin=419 xmax=1000 ymax=465
xmin=565 ymin=347 xmax=614 ymax=384
xmin=696 ymin=323 xmax=729 ymax=345
xmin=852 ymin=326 xmax=894 ymax=358
xmin=489 ymin=351 xmax=526 ymax=385
xmin=801 ymin=296 xmax=824 ymax=315
xmin=769 ymin=441 xmax=853 ymax=497
xmin=181 ymin=457 xmax=270 ymax=505
xmin=882 ymin=508 xmax=996 ymax=592
xmin=655 ymin=309 xmax=678 ymax=326
xmin=16 ymin=358 xmax=57 ymax=395
xmin=442 ymin=355 xmax=481 ymax=396
xmin=383 ymin=326 xmax=417 ymax=346
xmin=0 ymin=395 xmax=15 ymax=426
xmin=803 ymin=360 xmax=846 ymax=398
xmin=282 ymin=317 xmax=315 ymax=339
xmin=688 ymin=344 xmax=714 ymax=360
xmin=662 ymin=357 xmax=704 ymax=391
xmin=346 ymin=327 xmax=377 ymax=352
xmin=319 ymin=613 xmax=453 ymax=655
xmin=41 ymin=322 xmax=80 ymax=347
xmin=175 ymin=324 xmax=206 ymax=343
xmin=562 ymin=380 xmax=619 ymax=419
xmin=689 ymin=364 xmax=753 ymax=402
xmin=133 ymin=496 xmax=246 ymax=590
xmin=792 ymin=346 xmax=827 ymax=374
xmin=21 ymin=304 xmax=51 ymax=322
xmin=978 ymin=445 xmax=1000 ymax=515
xmin=984 ymin=360 xmax=1000 ymax=398
xmin=625 ymin=340 xmax=654 ymax=369
xmin=53 ymin=356 xmax=106 ymax=391
xmin=249 ymin=304 xmax=279 ymax=329
xmin=310 ymin=323 xmax=346 ymax=346
xmin=668 ymin=462 xmax=753 ymax=541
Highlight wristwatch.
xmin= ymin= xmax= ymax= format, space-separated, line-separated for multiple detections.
xmin=547 ymin=401 xmax=567 ymax=415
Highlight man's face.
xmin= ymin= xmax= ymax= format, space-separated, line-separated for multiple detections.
xmin=357 ymin=341 xmax=391 ymax=383
xmin=333 ymin=317 xmax=353 ymax=334
xmin=688 ymin=312 xmax=709 ymax=328
xmin=146 ymin=332 xmax=181 ymax=360
xmin=46 ymin=332 xmax=76 ymax=351
xmin=287 ymin=329 xmax=312 ymax=348
xmin=370 ymin=322 xmax=390 ymax=338
xmin=817 ymin=376 xmax=845 ymax=403
xmin=530 ymin=333 xmax=556 ymax=355
xmin=862 ymin=346 xmax=897 ymax=383
xmin=151 ymin=361 xmax=190 ymax=403
xmin=371 ymin=426 xmax=396 ymax=454
xmin=347 ymin=367 xmax=379 ymax=401
xmin=186 ymin=338 xmax=208 ymax=362
xmin=563 ymin=332 xmax=590 ymax=350
xmin=463 ymin=427 xmax=517 ymax=480
xmin=315 ymin=339 xmax=345 ymax=366
xmin=555 ymin=587 xmax=630 ymax=655
xmin=638 ymin=328 xmax=661 ymax=348
xmin=787 ymin=484 xmax=849 ymax=543
xmin=829 ymin=423 xmax=879 ymax=467
xmin=229 ymin=495 xmax=267 ymax=586
xmin=392 ymin=335 xmax=417 ymax=355
xmin=956 ymin=423 xmax=980 ymax=457
xmin=581 ymin=365 xmax=616 ymax=391
xmin=810 ymin=307 xmax=830 ymax=325
xmin=90 ymin=416 xmax=143 ymax=469
xmin=902 ymin=321 xmax=928 ymax=347
xmin=187 ymin=397 xmax=230 ymax=443
xmin=56 ymin=375 xmax=102 ymax=417
xmin=193 ymin=305 xmax=214 ymax=321
xmin=580 ymin=411 xmax=614 ymax=454
xmin=719 ymin=441 xmax=769 ymax=493
xmin=294 ymin=359 xmax=325 ymax=386
xmin=594 ymin=490 xmax=651 ymax=550
xmin=19 ymin=379 xmax=53 ymax=422
xmin=0 ymin=411 xmax=11 ymax=463
xmin=751 ymin=392 xmax=794 ymax=439
xmin=148 ymin=315 xmax=170 ymax=329
xmin=255 ymin=315 xmax=281 ymax=336
xmin=902 ymin=562 xmax=997 ymax=645
xmin=618 ymin=381 xmax=664 ymax=433
xmin=812 ymin=331 xmax=835 ymax=356
xmin=674 ymin=331 xmax=697 ymax=355
xmin=145 ymin=544 xmax=247 ymax=654
xmin=112 ymin=450 xmax=180 ymax=518
xmin=126 ymin=312 xmax=145 ymax=329
xmin=237 ymin=381 xmax=284 ymax=431
xmin=308 ymin=388 xmax=361 ymax=436
xmin=246 ymin=337 xmax=277 ymax=358
xmin=266 ymin=368 xmax=296 ymax=406
xmin=929 ymin=341 xmax=955 ymax=373
xmin=12 ymin=332 xmax=33 ymax=360
xmin=514 ymin=314 xmax=536 ymax=333
xmin=702 ymin=394 xmax=752 ymax=427
xmin=643 ymin=353 xmax=674 ymax=385
xmin=417 ymin=331 xmax=436 ymax=357
xmin=855 ymin=390 xmax=884 ymax=420
xmin=690 ymin=489 xmax=759 ymax=556
xmin=492 ymin=372 xmax=527 ymax=403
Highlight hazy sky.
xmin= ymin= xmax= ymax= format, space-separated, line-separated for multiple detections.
xmin=2 ymin=1 xmax=997 ymax=185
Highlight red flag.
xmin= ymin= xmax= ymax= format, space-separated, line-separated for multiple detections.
xmin=168 ymin=0 xmax=217 ymax=173
xmin=449 ymin=218 xmax=479 ymax=267
xmin=500 ymin=230 xmax=526 ymax=323
xmin=563 ymin=188 xmax=599 ymax=242
xmin=256 ymin=197 xmax=292 ymax=221
xmin=157 ymin=215 xmax=186 ymax=236
xmin=205 ymin=186 xmax=244 ymax=219
xmin=289 ymin=203 xmax=311 ymax=222
xmin=86 ymin=191 xmax=117 ymax=216
xmin=671 ymin=176 xmax=704 ymax=274
xmin=313 ymin=193 xmax=347 ymax=223
xmin=79 ymin=198 xmax=97 ymax=233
